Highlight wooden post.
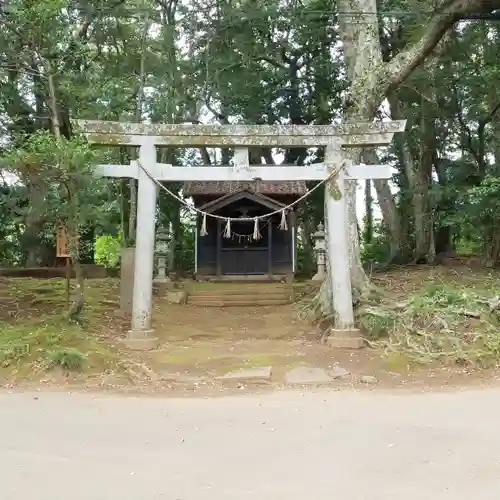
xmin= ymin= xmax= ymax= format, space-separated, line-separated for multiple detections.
xmin=268 ymin=218 xmax=273 ymax=278
xmin=289 ymin=211 xmax=295 ymax=274
xmin=216 ymin=218 xmax=222 ymax=277
xmin=194 ymin=216 xmax=198 ymax=276
xmin=65 ymin=257 xmax=71 ymax=304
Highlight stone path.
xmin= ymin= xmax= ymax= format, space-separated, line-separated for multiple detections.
xmin=285 ymin=366 xmax=336 ymax=385
xmin=218 ymin=366 xmax=273 ymax=383
xmin=2 ymin=388 xmax=500 ymax=499
xmin=218 ymin=365 xmax=363 ymax=386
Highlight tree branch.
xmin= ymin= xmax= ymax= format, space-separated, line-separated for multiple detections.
xmin=480 ymin=100 xmax=500 ymax=127
xmin=255 ymin=56 xmax=287 ymax=69
xmin=386 ymin=0 xmax=500 ymax=90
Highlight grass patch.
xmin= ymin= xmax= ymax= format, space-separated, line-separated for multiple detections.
xmin=359 ymin=281 xmax=500 ymax=367
xmin=0 ymin=278 xmax=122 ymax=380
xmin=0 ymin=320 xmax=119 ymax=378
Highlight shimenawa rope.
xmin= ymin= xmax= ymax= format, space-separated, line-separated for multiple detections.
xmin=137 ymin=159 xmax=345 ymax=237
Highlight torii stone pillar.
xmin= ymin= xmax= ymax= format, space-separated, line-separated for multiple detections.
xmin=128 ymin=139 xmax=159 ymax=349
xmin=324 ymin=146 xmax=360 ymax=348
xmin=75 ymin=119 xmax=406 ymax=350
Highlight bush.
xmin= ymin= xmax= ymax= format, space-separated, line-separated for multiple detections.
xmin=95 ymin=234 xmax=121 ymax=268
xmin=49 ymin=348 xmax=86 ymax=371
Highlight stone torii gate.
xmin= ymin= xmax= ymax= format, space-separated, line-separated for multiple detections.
xmin=75 ymin=120 xmax=406 ymax=349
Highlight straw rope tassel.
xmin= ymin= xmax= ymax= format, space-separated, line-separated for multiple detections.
xmin=223 ymin=218 xmax=231 ymax=238
xmin=279 ymin=209 xmax=288 ymax=231
xmin=200 ymin=213 xmax=208 ymax=236
xmin=252 ymin=217 xmax=261 ymax=240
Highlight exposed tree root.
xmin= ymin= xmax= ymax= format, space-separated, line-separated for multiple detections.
xmin=358 ymin=288 xmax=500 ymax=366
xmin=298 ymin=277 xmax=500 ymax=366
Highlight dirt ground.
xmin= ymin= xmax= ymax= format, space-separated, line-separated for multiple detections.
xmin=2 ymin=263 xmax=500 ymax=395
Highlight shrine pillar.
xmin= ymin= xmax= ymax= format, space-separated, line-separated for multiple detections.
xmin=127 ymin=139 xmax=160 ymax=349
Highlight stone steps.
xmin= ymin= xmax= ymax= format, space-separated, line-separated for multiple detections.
xmin=190 ymin=289 xmax=288 ymax=297
xmin=187 ymin=298 xmax=291 ymax=307
xmin=187 ymin=284 xmax=293 ymax=307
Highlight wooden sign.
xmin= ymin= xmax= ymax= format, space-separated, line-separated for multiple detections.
xmin=56 ymin=227 xmax=69 ymax=258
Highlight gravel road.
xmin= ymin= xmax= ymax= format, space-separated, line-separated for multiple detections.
xmin=1 ymin=387 xmax=499 ymax=499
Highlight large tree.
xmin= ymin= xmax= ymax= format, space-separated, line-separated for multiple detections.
xmin=318 ymin=0 xmax=500 ymax=316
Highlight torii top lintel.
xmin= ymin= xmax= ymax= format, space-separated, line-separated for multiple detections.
xmin=73 ymin=120 xmax=406 ymax=148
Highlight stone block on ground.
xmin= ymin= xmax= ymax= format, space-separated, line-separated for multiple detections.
xmin=218 ymin=366 xmax=272 ymax=383
xmin=285 ymin=367 xmax=334 ymax=386
xmin=359 ymin=375 xmax=378 ymax=384
xmin=158 ymin=372 xmax=205 ymax=384
xmin=119 ymin=247 xmax=135 ymax=313
xmin=328 ymin=366 xmax=351 ymax=379
xmin=166 ymin=290 xmax=187 ymax=304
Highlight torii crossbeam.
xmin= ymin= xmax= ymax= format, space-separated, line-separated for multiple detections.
xmin=74 ymin=120 xmax=406 ymax=350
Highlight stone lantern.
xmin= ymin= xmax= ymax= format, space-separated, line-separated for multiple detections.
xmin=312 ymin=222 xmax=326 ymax=281
xmin=154 ymin=227 xmax=172 ymax=285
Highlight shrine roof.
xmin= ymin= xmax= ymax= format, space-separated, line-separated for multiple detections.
xmin=183 ymin=181 xmax=306 ymax=197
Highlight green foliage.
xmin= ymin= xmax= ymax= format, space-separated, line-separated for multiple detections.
xmin=361 ymin=222 xmax=392 ymax=266
xmin=95 ymin=235 xmax=121 ymax=268
xmin=173 ymin=218 xmax=196 ymax=275
xmin=1 ymin=131 xmax=111 ymax=255
xmin=49 ymin=348 xmax=86 ymax=371
xmin=295 ymin=239 xmax=315 ymax=277
xmin=464 ymin=175 xmax=500 ymax=221
xmin=445 ymin=176 xmax=500 ymax=262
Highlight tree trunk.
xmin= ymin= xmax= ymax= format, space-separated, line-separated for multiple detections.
xmin=128 ymin=10 xmax=150 ymax=246
xmin=414 ymin=86 xmax=437 ymax=263
xmin=363 ymin=180 xmax=373 ymax=244
xmin=312 ymin=0 xmax=382 ymax=321
xmin=46 ymin=67 xmax=61 ymax=139
xmin=67 ymin=227 xmax=85 ymax=320
xmin=434 ymin=160 xmax=454 ymax=255
xmin=362 ymin=149 xmax=404 ymax=261
xmin=336 ymin=0 xmax=383 ymax=297
xmin=118 ymin=147 xmax=130 ymax=244
xmin=23 ymin=183 xmax=45 ymax=266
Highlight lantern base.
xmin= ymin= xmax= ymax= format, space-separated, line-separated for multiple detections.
xmin=153 ymin=274 xmax=173 ymax=284
xmin=124 ymin=330 xmax=160 ymax=351
xmin=312 ymin=269 xmax=326 ymax=281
